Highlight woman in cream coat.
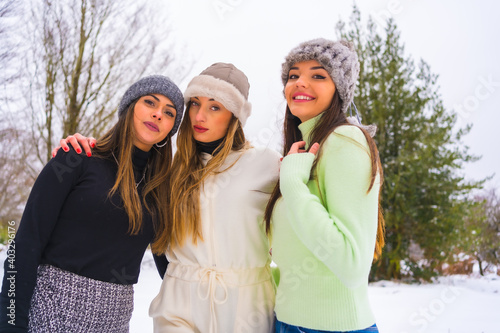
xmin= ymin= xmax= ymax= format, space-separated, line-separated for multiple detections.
xmin=149 ymin=63 xmax=280 ymax=333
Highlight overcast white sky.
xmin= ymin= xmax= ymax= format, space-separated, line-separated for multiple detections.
xmin=162 ymin=0 xmax=499 ymax=190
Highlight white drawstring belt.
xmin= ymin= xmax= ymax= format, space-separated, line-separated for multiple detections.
xmin=197 ymin=268 xmax=229 ymax=333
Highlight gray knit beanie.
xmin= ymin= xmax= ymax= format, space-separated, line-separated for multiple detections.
xmin=281 ymin=38 xmax=360 ymax=115
xmin=118 ymin=75 xmax=184 ymax=135
xmin=183 ymin=63 xmax=252 ymax=126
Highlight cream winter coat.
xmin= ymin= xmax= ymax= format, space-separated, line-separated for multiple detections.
xmin=149 ymin=146 xmax=280 ymax=333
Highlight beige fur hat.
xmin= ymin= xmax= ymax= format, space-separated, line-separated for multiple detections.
xmin=184 ymin=63 xmax=252 ymax=126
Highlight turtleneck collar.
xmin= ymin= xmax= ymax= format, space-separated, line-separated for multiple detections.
xmin=298 ymin=113 xmax=323 ymax=149
xmin=195 ymin=137 xmax=225 ymax=156
xmin=132 ymin=146 xmax=151 ymax=171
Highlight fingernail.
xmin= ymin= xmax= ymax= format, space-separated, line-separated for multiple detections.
xmin=91 ymin=142 xmax=95 ymax=148
xmin=87 ymin=152 xmax=92 ymax=157
xmin=63 ymin=147 xmax=69 ymax=152
xmin=76 ymin=148 xmax=82 ymax=154
xmin=52 ymin=152 xmax=55 ymax=158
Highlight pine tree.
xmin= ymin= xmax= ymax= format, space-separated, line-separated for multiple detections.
xmin=461 ymin=189 xmax=500 ymax=276
xmin=337 ymin=6 xmax=484 ymax=281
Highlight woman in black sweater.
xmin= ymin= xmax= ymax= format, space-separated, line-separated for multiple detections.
xmin=0 ymin=75 xmax=183 ymax=332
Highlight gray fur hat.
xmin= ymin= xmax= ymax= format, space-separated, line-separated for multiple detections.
xmin=118 ymin=75 xmax=184 ymax=135
xmin=281 ymin=38 xmax=360 ymax=115
xmin=184 ymin=63 xmax=252 ymax=126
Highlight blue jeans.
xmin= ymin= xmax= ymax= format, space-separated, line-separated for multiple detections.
xmin=275 ymin=320 xmax=379 ymax=333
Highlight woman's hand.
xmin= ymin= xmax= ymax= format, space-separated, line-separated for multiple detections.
xmin=287 ymin=141 xmax=320 ymax=156
xmin=51 ymin=133 xmax=96 ymax=158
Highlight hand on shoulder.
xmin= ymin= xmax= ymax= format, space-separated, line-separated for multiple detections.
xmin=51 ymin=133 xmax=96 ymax=158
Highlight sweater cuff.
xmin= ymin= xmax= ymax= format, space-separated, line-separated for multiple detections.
xmin=279 ymin=153 xmax=315 ymax=195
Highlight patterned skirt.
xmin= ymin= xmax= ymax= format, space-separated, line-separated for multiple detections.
xmin=28 ymin=265 xmax=134 ymax=333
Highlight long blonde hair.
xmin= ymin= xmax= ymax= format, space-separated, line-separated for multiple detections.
xmin=153 ymin=105 xmax=247 ymax=252
xmin=93 ymin=101 xmax=173 ymax=251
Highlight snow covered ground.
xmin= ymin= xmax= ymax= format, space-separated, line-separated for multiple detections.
xmin=132 ymin=252 xmax=500 ymax=333
xmin=1 ymin=249 xmax=499 ymax=332
xmin=368 ymin=275 xmax=499 ymax=333
xmin=131 ymin=252 xmax=500 ymax=333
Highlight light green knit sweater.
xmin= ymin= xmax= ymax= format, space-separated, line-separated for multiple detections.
xmin=271 ymin=114 xmax=380 ymax=331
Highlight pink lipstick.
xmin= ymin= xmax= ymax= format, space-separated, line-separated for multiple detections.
xmin=193 ymin=125 xmax=208 ymax=133
xmin=144 ymin=122 xmax=159 ymax=132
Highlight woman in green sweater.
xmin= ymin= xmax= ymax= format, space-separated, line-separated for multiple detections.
xmin=265 ymin=39 xmax=385 ymax=332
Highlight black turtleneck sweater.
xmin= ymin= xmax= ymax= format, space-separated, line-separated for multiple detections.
xmin=0 ymin=146 xmax=155 ymax=331
xmin=195 ymin=138 xmax=224 ymax=155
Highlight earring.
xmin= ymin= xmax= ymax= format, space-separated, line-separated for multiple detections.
xmin=155 ymin=140 xmax=168 ymax=148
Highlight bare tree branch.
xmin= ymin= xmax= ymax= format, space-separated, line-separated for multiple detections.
xmin=0 ymin=0 xmax=192 ymax=228
xmin=20 ymin=0 xmax=189 ymax=164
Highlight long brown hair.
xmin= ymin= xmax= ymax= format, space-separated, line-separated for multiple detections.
xmin=264 ymin=91 xmax=385 ymax=259
xmin=153 ymin=103 xmax=248 ymax=252
xmin=92 ymin=101 xmax=173 ymax=253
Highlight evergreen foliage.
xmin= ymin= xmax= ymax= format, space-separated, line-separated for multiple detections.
xmin=337 ymin=6 xmax=485 ymax=281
